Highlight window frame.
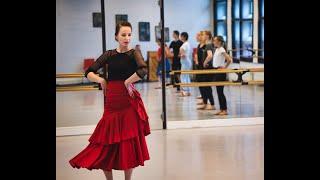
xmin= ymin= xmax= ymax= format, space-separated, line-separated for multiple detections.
xmin=232 ymin=0 xmax=254 ymax=62
xmin=214 ymin=0 xmax=228 ymax=44
xmin=258 ymin=0 xmax=264 ymax=62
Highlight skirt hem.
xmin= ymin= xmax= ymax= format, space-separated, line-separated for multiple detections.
xmin=70 ymin=158 xmax=150 ymax=171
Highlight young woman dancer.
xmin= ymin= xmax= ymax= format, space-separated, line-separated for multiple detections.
xmin=194 ymin=32 xmax=203 ymax=100
xmin=69 ymin=22 xmax=151 ymax=180
xmin=179 ymin=32 xmax=192 ymax=97
xmin=197 ymin=31 xmax=216 ymax=110
xmin=212 ymin=35 xmax=232 ymax=115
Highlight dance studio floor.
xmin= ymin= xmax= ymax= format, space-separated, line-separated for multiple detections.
xmin=57 ymin=82 xmax=264 ymax=130
xmin=57 ymin=125 xmax=264 ymax=180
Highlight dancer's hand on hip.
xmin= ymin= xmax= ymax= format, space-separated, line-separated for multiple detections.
xmin=124 ymin=80 xmax=135 ymax=98
xmin=98 ymin=78 xmax=107 ymax=96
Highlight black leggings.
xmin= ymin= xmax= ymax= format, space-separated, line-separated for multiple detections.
xmin=197 ymin=74 xmax=215 ymax=105
xmin=171 ymin=63 xmax=181 ymax=91
xmin=213 ymin=73 xmax=227 ymax=110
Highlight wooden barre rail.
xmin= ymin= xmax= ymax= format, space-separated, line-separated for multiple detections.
xmin=56 ymin=86 xmax=99 ymax=92
xmin=56 ymin=85 xmax=98 ymax=88
xmin=170 ymin=68 xmax=264 ymax=75
xmin=56 ymin=73 xmax=99 ymax=78
xmin=177 ymin=80 xmax=264 ymax=87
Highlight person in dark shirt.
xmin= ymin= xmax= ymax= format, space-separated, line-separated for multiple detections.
xmin=69 ymin=22 xmax=150 ymax=180
xmin=194 ymin=32 xmax=202 ymax=100
xmin=197 ymin=30 xmax=216 ymax=110
xmin=169 ymin=30 xmax=183 ymax=92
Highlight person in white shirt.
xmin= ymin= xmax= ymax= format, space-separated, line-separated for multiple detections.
xmin=179 ymin=32 xmax=192 ymax=96
xmin=212 ymin=35 xmax=232 ymax=115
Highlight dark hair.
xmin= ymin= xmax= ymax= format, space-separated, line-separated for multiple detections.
xmin=180 ymin=32 xmax=188 ymax=40
xmin=173 ymin=30 xmax=180 ymax=36
xmin=115 ymin=21 xmax=132 ymax=41
xmin=156 ymin=38 xmax=161 ymax=43
xmin=214 ymin=35 xmax=227 ymax=51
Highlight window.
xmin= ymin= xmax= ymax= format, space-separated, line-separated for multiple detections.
xmin=242 ymin=0 xmax=253 ymax=19
xmin=232 ymin=0 xmax=254 ymax=62
xmin=242 ymin=21 xmax=253 ymax=56
xmin=214 ymin=0 xmax=227 ymax=44
xmin=232 ymin=21 xmax=241 ymax=58
xmin=258 ymin=0 xmax=264 ymax=59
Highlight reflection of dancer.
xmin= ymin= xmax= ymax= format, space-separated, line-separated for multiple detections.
xmin=169 ymin=30 xmax=183 ymax=92
xmin=69 ymin=22 xmax=150 ymax=180
xmin=197 ymin=31 xmax=216 ymax=110
xmin=194 ymin=32 xmax=202 ymax=99
xmin=179 ymin=32 xmax=192 ymax=97
xmin=155 ymin=39 xmax=172 ymax=89
xmin=212 ymin=36 xmax=232 ymax=115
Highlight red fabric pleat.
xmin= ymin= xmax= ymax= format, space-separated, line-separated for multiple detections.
xmin=69 ymin=81 xmax=150 ymax=171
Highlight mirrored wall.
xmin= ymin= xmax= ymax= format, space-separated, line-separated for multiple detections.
xmin=56 ymin=0 xmax=264 ymax=133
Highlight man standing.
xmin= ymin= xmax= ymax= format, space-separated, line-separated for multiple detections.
xmin=169 ymin=30 xmax=183 ymax=92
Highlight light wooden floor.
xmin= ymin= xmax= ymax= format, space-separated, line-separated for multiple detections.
xmin=57 ymin=125 xmax=264 ymax=180
xmin=57 ymin=82 xmax=264 ymax=129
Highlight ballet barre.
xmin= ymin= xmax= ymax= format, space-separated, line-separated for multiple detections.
xmin=56 ymin=73 xmax=101 ymax=91
xmin=171 ymin=68 xmax=264 ymax=87
xmin=56 ymin=73 xmax=99 ymax=78
xmin=56 ymin=86 xmax=99 ymax=92
xmin=170 ymin=69 xmax=247 ymax=75
xmin=177 ymin=80 xmax=264 ymax=87
xmin=170 ymin=68 xmax=264 ymax=81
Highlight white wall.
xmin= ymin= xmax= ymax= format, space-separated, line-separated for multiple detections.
xmin=56 ymin=0 xmax=213 ymax=73
xmin=105 ymin=0 xmax=213 ymax=59
xmin=56 ymin=0 xmax=102 ymax=73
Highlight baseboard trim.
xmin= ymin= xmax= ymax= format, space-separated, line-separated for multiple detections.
xmin=56 ymin=117 xmax=264 ymax=136
xmin=167 ymin=117 xmax=264 ymax=129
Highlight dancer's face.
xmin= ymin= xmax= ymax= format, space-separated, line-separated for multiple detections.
xmin=173 ymin=33 xmax=178 ymax=40
xmin=116 ymin=26 xmax=132 ymax=48
xmin=213 ymin=37 xmax=222 ymax=47
xmin=179 ymin=35 xmax=185 ymax=42
xmin=200 ymin=33 xmax=206 ymax=43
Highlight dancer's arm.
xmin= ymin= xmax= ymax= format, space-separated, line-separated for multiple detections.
xmin=179 ymin=48 xmax=186 ymax=58
xmin=165 ymin=46 xmax=173 ymax=59
xmin=194 ymin=50 xmax=199 ymax=65
xmin=85 ymin=51 xmax=110 ymax=95
xmin=124 ymin=50 xmax=148 ymax=85
xmin=222 ymin=52 xmax=232 ymax=68
xmin=203 ymin=49 xmax=213 ymax=67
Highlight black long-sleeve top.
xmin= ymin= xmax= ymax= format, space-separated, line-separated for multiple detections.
xmin=197 ymin=43 xmax=214 ymax=69
xmin=85 ymin=49 xmax=148 ymax=80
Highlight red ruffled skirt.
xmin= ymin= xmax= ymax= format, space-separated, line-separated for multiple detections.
xmin=69 ymin=81 xmax=151 ymax=171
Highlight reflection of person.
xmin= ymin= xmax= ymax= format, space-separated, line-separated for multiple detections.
xmin=156 ymin=39 xmax=172 ymax=88
xmin=169 ymin=30 xmax=183 ymax=92
xmin=69 ymin=22 xmax=151 ymax=180
xmin=212 ymin=35 xmax=232 ymax=115
xmin=194 ymin=32 xmax=202 ymax=100
xmin=179 ymin=32 xmax=192 ymax=96
xmin=197 ymin=31 xmax=216 ymax=110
